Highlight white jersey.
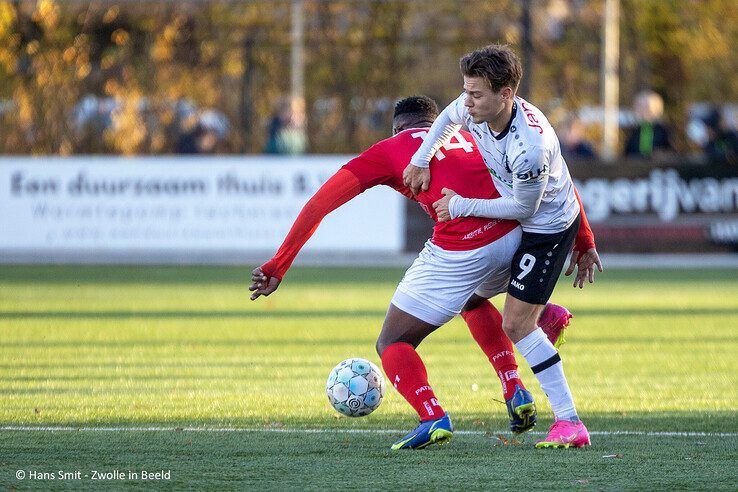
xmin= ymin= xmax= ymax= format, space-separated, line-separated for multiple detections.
xmin=414 ymin=93 xmax=579 ymax=233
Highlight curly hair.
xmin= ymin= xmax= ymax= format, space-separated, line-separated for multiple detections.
xmin=393 ymin=95 xmax=439 ymax=120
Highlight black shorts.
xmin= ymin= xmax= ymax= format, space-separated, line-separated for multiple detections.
xmin=507 ymin=214 xmax=581 ymax=305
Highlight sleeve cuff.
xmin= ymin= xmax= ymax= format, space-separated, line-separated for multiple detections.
xmin=409 ymin=159 xmax=430 ymax=169
xmin=448 ymin=194 xmax=463 ymax=219
xmin=574 ymin=238 xmax=596 ymax=252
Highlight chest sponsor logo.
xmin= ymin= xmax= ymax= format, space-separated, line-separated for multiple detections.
xmin=461 ymin=219 xmax=500 ymax=240
xmin=516 ymin=164 xmax=548 ymax=182
xmin=489 ymin=167 xmax=513 ymax=188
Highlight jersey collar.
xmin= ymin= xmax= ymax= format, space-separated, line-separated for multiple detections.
xmin=489 ymin=101 xmax=517 ymax=141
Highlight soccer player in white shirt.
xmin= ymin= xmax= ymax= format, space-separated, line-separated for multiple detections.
xmin=403 ymin=44 xmax=602 ymax=448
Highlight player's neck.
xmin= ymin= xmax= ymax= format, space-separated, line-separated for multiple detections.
xmin=486 ymin=102 xmax=515 ymax=134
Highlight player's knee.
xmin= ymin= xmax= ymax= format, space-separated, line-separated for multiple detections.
xmin=375 ymin=334 xmax=399 ymax=356
xmin=375 ymin=338 xmax=386 ymax=357
xmin=375 ymin=332 xmax=420 ymax=356
xmin=461 ymin=295 xmax=487 ymax=313
xmin=502 ymin=316 xmax=524 ymax=340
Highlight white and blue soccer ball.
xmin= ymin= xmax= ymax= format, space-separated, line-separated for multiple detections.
xmin=326 ymin=358 xmax=385 ymax=417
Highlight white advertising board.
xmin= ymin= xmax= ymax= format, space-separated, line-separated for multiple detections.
xmin=0 ymin=156 xmax=404 ymax=256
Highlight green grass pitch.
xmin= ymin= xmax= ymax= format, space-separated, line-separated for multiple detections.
xmin=1 ymin=265 xmax=736 ymax=489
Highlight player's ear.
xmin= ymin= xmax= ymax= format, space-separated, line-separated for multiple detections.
xmin=501 ymin=87 xmax=513 ymax=100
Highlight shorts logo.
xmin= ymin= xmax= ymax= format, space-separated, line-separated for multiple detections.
xmin=511 ymin=279 xmax=525 ymax=290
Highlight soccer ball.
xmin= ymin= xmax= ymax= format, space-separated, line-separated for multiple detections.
xmin=326 ymin=358 xmax=385 ymax=417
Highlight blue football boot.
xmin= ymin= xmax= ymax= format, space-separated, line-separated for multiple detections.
xmin=506 ymin=385 xmax=537 ymax=434
xmin=390 ymin=413 xmax=454 ymax=450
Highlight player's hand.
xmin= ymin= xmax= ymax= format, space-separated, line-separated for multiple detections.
xmin=564 ymin=248 xmax=603 ymax=288
xmin=432 ymin=188 xmax=457 ymax=222
xmin=249 ymin=267 xmax=281 ymax=300
xmin=402 ymin=164 xmax=430 ymax=195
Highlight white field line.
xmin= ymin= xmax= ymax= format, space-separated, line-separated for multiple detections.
xmin=0 ymin=426 xmax=736 ymax=438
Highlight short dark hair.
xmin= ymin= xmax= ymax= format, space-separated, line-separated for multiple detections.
xmin=459 ymin=44 xmax=522 ymax=93
xmin=393 ymin=95 xmax=439 ymax=121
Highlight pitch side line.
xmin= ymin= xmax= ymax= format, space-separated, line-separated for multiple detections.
xmin=0 ymin=426 xmax=736 ymax=437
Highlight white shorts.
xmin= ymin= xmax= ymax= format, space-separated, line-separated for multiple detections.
xmin=391 ymin=226 xmax=522 ymax=326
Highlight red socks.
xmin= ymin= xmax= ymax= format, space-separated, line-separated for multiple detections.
xmin=380 ymin=342 xmax=445 ymax=421
xmin=461 ymin=300 xmax=525 ymax=400
xmin=380 ymin=302 xmax=524 ymax=420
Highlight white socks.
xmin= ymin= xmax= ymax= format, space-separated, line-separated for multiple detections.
xmin=515 ymin=328 xmax=578 ymax=422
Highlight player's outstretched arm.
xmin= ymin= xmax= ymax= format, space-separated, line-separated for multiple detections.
xmin=249 ymin=169 xmax=362 ymax=301
xmin=565 ymin=186 xmax=603 ymax=288
xmin=403 ymin=106 xmax=461 ymax=195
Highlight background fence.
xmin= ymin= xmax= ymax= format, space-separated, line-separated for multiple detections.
xmin=3 ymin=156 xmax=737 ymax=264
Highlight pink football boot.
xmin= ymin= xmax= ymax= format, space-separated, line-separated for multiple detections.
xmin=538 ymin=303 xmax=573 ymax=348
xmin=535 ymin=419 xmax=591 ymax=449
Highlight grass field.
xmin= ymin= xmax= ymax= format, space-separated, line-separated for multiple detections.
xmin=1 ymin=265 xmax=737 ymax=489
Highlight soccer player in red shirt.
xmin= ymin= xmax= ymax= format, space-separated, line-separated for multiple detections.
xmin=250 ymin=96 xmax=596 ymax=450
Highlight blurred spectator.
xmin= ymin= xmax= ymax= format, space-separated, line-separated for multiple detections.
xmin=176 ymin=123 xmax=218 ymax=154
xmin=265 ymin=96 xmax=307 ymax=155
xmin=702 ymin=106 xmax=738 ymax=165
xmin=559 ymin=115 xmax=597 ymax=159
xmin=624 ymin=90 xmax=674 ymax=159
xmin=74 ymin=95 xmax=229 ymax=154
xmin=176 ymin=110 xmax=229 ymax=154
